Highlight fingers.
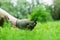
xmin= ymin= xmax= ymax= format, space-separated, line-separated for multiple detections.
xmin=16 ymin=19 xmax=37 ymax=30
xmin=27 ymin=21 xmax=37 ymax=30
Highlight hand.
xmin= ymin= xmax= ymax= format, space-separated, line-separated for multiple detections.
xmin=16 ymin=19 xmax=37 ymax=30
xmin=26 ymin=21 xmax=37 ymax=30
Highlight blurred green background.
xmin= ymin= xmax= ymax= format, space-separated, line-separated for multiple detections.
xmin=0 ymin=0 xmax=60 ymax=40
xmin=0 ymin=0 xmax=60 ymax=21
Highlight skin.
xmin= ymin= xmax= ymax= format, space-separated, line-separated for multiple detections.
xmin=0 ymin=8 xmax=17 ymax=26
xmin=0 ymin=8 xmax=36 ymax=30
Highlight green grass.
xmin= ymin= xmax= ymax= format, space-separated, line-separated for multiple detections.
xmin=0 ymin=21 xmax=60 ymax=40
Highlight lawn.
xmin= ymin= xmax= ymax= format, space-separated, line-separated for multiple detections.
xmin=0 ymin=21 xmax=60 ymax=40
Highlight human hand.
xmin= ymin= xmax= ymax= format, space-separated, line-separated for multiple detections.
xmin=16 ymin=19 xmax=37 ymax=30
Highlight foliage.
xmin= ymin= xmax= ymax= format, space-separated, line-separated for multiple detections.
xmin=0 ymin=0 xmax=30 ymax=19
xmin=0 ymin=0 xmax=60 ymax=40
xmin=0 ymin=21 xmax=60 ymax=40
xmin=52 ymin=0 xmax=60 ymax=20
xmin=29 ymin=5 xmax=53 ymax=22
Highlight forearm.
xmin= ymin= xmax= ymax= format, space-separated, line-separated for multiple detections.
xmin=0 ymin=8 xmax=17 ymax=26
xmin=0 ymin=8 xmax=36 ymax=30
xmin=0 ymin=8 xmax=10 ymax=16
